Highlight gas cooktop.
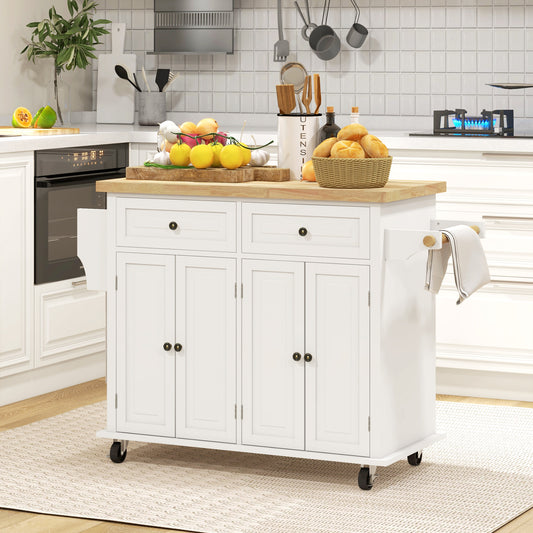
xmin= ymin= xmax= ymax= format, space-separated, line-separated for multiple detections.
xmin=409 ymin=109 xmax=533 ymax=137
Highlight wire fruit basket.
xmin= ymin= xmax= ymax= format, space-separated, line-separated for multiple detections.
xmin=312 ymin=156 xmax=392 ymax=188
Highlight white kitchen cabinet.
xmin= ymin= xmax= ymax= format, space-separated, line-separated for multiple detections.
xmin=86 ymin=180 xmax=445 ymax=489
xmin=0 ymin=153 xmax=33 ymax=377
xmin=241 ymin=260 xmax=369 ymax=456
xmin=34 ymin=278 xmax=106 ymax=368
xmin=241 ymin=260 xmax=305 ymax=450
xmin=116 ymin=251 xmax=237 ymax=442
xmin=116 ymin=253 xmax=176 ymax=437
xmin=389 ymin=150 xmax=533 ymax=399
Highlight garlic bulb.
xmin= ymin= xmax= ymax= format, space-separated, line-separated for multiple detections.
xmin=152 ymin=151 xmax=171 ymax=165
xmin=249 ymin=149 xmax=270 ymax=167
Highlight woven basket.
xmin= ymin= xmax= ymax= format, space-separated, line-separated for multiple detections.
xmin=312 ymin=156 xmax=392 ymax=189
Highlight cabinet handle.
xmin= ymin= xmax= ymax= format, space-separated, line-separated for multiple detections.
xmin=163 ymin=342 xmax=172 ymax=351
xmin=292 ymin=352 xmax=302 ymax=361
xmin=304 ymin=353 xmax=313 ymax=362
xmin=169 ymin=221 xmax=178 ymax=230
xmin=298 ymin=227 xmax=308 ymax=237
xmin=174 ymin=343 xmax=183 ymax=352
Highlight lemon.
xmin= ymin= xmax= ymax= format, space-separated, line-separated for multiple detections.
xmin=210 ymin=142 xmax=223 ymax=168
xmin=169 ymin=142 xmax=191 ymax=166
xmin=190 ymin=144 xmax=214 ymax=169
xmin=220 ymin=144 xmax=243 ymax=170
xmin=239 ymin=143 xmax=252 ymax=166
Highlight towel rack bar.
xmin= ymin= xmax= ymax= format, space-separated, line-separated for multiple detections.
xmin=423 ymin=225 xmax=480 ymax=248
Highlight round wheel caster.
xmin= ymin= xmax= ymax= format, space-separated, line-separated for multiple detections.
xmin=358 ymin=467 xmax=373 ymax=490
xmin=407 ymin=451 xmax=423 ymax=466
xmin=110 ymin=441 xmax=127 ymax=463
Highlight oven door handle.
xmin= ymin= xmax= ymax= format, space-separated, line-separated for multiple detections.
xmin=35 ymin=169 xmax=125 ymax=187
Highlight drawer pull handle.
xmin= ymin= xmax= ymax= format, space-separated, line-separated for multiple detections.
xmin=298 ymin=227 xmax=308 ymax=237
xmin=169 ymin=221 xmax=178 ymax=230
xmin=304 ymin=353 xmax=313 ymax=362
xmin=292 ymin=352 xmax=302 ymax=361
xmin=174 ymin=343 xmax=183 ymax=352
xmin=163 ymin=342 xmax=172 ymax=351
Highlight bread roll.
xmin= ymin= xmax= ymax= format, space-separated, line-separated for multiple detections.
xmin=330 ymin=140 xmax=365 ymax=159
xmin=301 ymin=160 xmax=316 ymax=181
xmin=312 ymin=137 xmax=337 ymax=158
xmin=337 ymin=123 xmax=368 ymax=142
xmin=360 ymin=134 xmax=389 ymax=158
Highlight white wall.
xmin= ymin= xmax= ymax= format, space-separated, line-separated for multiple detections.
xmin=0 ymin=1 xmax=93 ymax=124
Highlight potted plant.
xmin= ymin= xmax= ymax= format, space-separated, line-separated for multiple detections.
xmin=21 ymin=0 xmax=110 ymax=125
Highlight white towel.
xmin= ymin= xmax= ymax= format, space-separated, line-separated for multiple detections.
xmin=425 ymin=225 xmax=490 ymax=304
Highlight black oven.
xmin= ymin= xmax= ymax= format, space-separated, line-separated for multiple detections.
xmin=34 ymin=143 xmax=128 ymax=285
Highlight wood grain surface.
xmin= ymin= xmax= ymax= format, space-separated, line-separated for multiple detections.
xmin=126 ymin=165 xmax=290 ymax=183
xmin=0 ymin=127 xmax=80 ymax=136
xmin=98 ymin=178 xmax=446 ymax=203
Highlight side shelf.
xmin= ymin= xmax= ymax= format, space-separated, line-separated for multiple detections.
xmin=78 ymin=208 xmax=107 ymax=291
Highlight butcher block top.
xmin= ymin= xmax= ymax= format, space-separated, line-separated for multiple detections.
xmin=97 ymin=178 xmax=446 ymax=203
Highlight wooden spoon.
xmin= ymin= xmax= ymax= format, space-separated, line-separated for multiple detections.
xmin=276 ymin=84 xmax=296 ymax=114
xmin=302 ymin=75 xmax=312 ymax=114
xmin=313 ymin=73 xmax=321 ymax=114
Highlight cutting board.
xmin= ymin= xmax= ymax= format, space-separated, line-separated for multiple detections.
xmin=126 ymin=166 xmax=291 ymax=183
xmin=0 ymin=127 xmax=79 ymax=136
xmin=96 ymin=23 xmax=136 ymax=124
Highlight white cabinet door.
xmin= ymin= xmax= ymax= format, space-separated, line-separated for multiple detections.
xmin=0 ymin=153 xmax=33 ymax=377
xmin=242 ymin=260 xmax=305 ymax=450
xmin=305 ymin=263 xmax=370 ymax=456
xmin=116 ymin=253 xmax=176 ymax=437
xmin=34 ymin=279 xmax=106 ymax=367
xmin=175 ymin=256 xmax=236 ymax=443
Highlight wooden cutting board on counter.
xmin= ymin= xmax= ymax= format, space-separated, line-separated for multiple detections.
xmin=126 ymin=166 xmax=290 ymax=183
xmin=0 ymin=127 xmax=80 ymax=136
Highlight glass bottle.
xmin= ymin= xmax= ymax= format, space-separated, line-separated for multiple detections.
xmin=350 ymin=106 xmax=360 ymax=124
xmin=318 ymin=106 xmax=341 ymax=142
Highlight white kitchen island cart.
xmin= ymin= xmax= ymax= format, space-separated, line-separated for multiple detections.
xmin=78 ymin=178 xmax=447 ymax=490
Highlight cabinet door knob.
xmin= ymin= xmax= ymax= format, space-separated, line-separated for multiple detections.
xmin=304 ymin=353 xmax=313 ymax=362
xmin=292 ymin=352 xmax=302 ymax=361
xmin=174 ymin=343 xmax=183 ymax=352
xmin=169 ymin=221 xmax=178 ymax=230
xmin=163 ymin=342 xmax=172 ymax=351
xmin=298 ymin=227 xmax=308 ymax=237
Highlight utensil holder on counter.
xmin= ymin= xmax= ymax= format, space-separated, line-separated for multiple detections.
xmin=277 ymin=114 xmax=320 ymax=180
xmin=138 ymin=92 xmax=167 ymax=126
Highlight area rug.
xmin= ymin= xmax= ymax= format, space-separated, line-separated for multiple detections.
xmin=0 ymin=401 xmax=532 ymax=533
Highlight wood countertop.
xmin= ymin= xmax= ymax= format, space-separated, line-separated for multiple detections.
xmin=96 ymin=178 xmax=446 ymax=203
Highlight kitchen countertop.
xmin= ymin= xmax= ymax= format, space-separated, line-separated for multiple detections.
xmin=0 ymin=123 xmax=533 ymax=155
xmin=96 ymin=177 xmax=446 ymax=203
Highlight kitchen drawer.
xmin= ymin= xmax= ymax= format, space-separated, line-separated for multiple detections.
xmin=242 ymin=203 xmax=370 ymax=259
xmin=35 ymin=279 xmax=106 ymax=368
xmin=116 ymin=198 xmax=236 ymax=252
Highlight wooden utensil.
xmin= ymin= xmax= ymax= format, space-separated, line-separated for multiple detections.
xmin=302 ymin=75 xmax=312 ymax=114
xmin=276 ymin=84 xmax=296 ymax=114
xmin=313 ymin=73 xmax=321 ymax=114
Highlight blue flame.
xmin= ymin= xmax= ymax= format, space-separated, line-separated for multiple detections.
xmin=452 ymin=118 xmax=497 ymax=130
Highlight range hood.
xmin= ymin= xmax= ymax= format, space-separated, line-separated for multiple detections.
xmin=153 ymin=0 xmax=234 ymax=54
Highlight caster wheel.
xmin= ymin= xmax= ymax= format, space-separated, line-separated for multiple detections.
xmin=110 ymin=441 xmax=127 ymax=463
xmin=407 ymin=451 xmax=423 ymax=466
xmin=358 ymin=467 xmax=373 ymax=490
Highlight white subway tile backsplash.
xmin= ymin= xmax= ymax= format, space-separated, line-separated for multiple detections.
xmin=94 ymin=0 xmax=532 ymax=123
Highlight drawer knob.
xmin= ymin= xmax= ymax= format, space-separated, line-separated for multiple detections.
xmin=163 ymin=342 xmax=172 ymax=351
xmin=298 ymin=227 xmax=308 ymax=237
xmin=174 ymin=343 xmax=183 ymax=352
xmin=292 ymin=352 xmax=302 ymax=361
xmin=304 ymin=353 xmax=313 ymax=362
xmin=169 ymin=221 xmax=178 ymax=230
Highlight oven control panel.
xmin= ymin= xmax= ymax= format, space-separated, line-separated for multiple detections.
xmin=35 ymin=143 xmax=129 ymax=177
